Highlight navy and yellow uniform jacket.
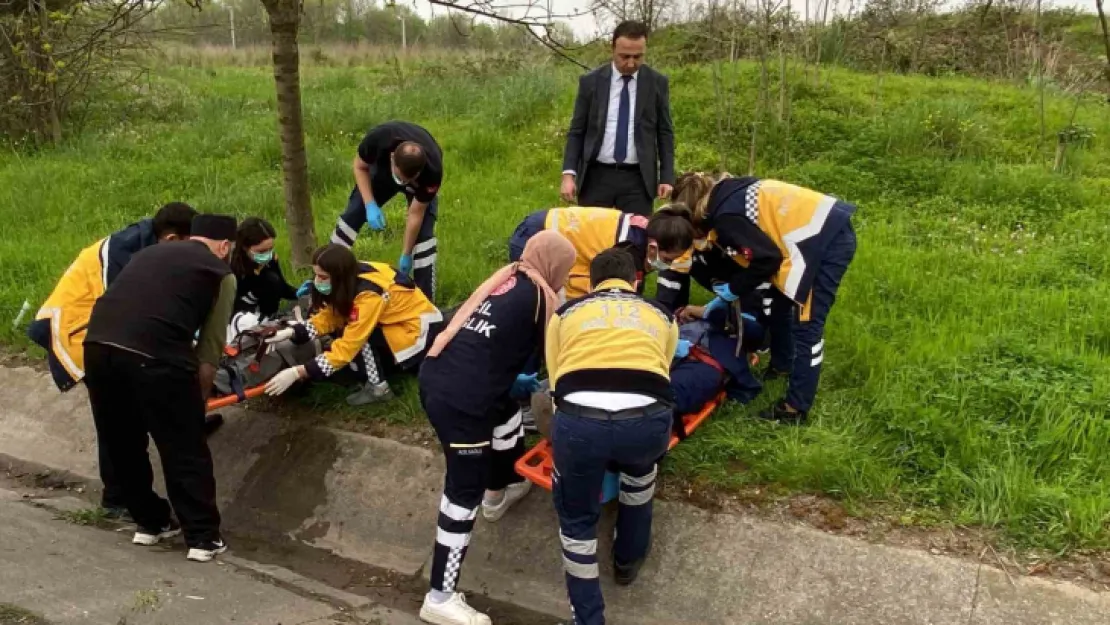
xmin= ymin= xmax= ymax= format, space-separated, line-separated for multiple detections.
xmin=419 ymin=270 xmax=546 ymax=417
xmin=33 ymin=219 xmax=160 ymax=389
xmin=696 ymin=177 xmax=856 ymax=320
xmin=541 ymin=207 xmax=691 ymax=300
xmin=546 ymin=278 xmax=679 ymax=406
xmin=295 ymin=262 xmax=442 ymax=380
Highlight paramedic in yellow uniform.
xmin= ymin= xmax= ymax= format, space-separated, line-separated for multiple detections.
xmin=671 ymin=173 xmax=857 ymax=424
xmin=262 ymin=244 xmax=443 ymax=406
xmin=27 ymin=202 xmax=197 ymax=516
xmin=507 ymin=206 xmax=694 ymax=306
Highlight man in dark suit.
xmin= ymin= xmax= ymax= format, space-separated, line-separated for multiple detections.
xmin=560 ymin=20 xmax=675 ymax=217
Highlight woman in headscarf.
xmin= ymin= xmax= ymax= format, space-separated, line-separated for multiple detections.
xmin=416 ymin=230 xmax=576 ymax=625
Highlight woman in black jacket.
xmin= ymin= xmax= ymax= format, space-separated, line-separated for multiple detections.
xmin=230 ymin=218 xmax=298 ymax=319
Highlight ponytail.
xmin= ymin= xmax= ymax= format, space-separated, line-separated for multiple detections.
xmin=672 ymin=172 xmax=719 ymax=226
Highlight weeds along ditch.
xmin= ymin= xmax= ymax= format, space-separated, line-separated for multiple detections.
xmin=1 ymin=54 xmax=1108 ymax=552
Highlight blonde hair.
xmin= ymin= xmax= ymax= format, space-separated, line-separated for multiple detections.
xmin=672 ymin=172 xmax=723 ymax=227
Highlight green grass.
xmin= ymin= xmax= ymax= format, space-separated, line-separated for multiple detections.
xmin=0 ymin=604 xmax=50 ymax=625
xmin=2 ymin=54 xmax=1109 ymax=553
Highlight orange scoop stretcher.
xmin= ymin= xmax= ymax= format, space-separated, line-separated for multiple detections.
xmin=204 ymin=342 xmax=269 ymax=412
xmin=513 ymin=391 xmax=726 ymax=497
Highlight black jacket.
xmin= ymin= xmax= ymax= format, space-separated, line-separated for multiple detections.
xmin=562 ymin=64 xmax=675 ymax=196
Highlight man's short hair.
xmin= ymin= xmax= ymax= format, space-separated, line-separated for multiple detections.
xmin=152 ymin=202 xmax=198 ymax=239
xmin=394 ymin=142 xmax=427 ymax=179
xmin=612 ymin=20 xmax=649 ymax=44
xmin=590 ymin=247 xmax=637 ymax=288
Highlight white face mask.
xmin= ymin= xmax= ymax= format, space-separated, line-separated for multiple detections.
xmin=392 ymin=170 xmax=406 ymax=187
xmin=649 ymin=257 xmax=671 ymax=272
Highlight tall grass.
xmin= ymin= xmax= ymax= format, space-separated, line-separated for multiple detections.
xmin=1 ymin=54 xmax=1108 ymax=551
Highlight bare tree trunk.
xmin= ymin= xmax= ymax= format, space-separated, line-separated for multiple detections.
xmin=264 ymin=0 xmax=317 ymax=267
xmin=1035 ymin=0 xmax=1045 ymax=153
xmin=748 ymin=120 xmax=758 ymax=175
xmin=1096 ymin=0 xmax=1110 ymax=89
xmin=779 ymin=0 xmax=789 ymax=122
xmin=802 ymin=0 xmax=810 ymax=81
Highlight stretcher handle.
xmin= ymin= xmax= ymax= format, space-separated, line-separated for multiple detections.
xmin=206 ymin=385 xmax=267 ymax=411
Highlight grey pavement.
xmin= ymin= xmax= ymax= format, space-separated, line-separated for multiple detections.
xmin=0 ymin=488 xmax=419 ymax=625
xmin=2 ymin=365 xmax=1110 ymax=625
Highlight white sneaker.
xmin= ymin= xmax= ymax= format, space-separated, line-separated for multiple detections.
xmin=481 ymin=480 xmax=532 ymax=522
xmin=132 ymin=522 xmax=181 ymax=546
xmin=419 ymin=592 xmax=491 ymax=625
xmin=186 ymin=539 xmax=228 ymax=562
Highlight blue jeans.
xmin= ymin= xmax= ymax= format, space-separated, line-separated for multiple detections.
xmin=768 ymin=222 xmax=857 ymax=412
xmin=551 ymin=404 xmax=672 ymax=625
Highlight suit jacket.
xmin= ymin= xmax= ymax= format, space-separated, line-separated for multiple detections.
xmin=562 ymin=63 xmax=675 ymax=197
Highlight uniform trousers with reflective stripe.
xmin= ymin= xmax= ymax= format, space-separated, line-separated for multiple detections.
xmin=551 ymin=404 xmax=672 ymax=625
xmin=333 ymin=184 xmax=439 ymax=303
xmin=767 ymin=222 xmax=857 ymax=413
xmin=420 ymin=391 xmax=527 ymax=594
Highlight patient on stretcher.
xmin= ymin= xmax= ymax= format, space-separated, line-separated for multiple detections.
xmin=529 ymin=303 xmax=768 ymax=438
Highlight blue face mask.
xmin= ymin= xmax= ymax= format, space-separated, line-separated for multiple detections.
xmin=314 ymin=279 xmax=332 ymax=295
xmin=252 ymin=251 xmax=274 ymax=265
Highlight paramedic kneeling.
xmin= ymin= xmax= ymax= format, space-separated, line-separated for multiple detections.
xmin=546 ymin=248 xmax=679 ymax=625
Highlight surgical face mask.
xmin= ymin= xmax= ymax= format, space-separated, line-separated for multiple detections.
xmin=314 ymin=279 xmax=332 ymax=295
xmin=649 ymin=257 xmax=671 ymax=272
xmin=252 ymin=251 xmax=274 ymax=265
xmin=392 ymin=169 xmax=407 ymax=187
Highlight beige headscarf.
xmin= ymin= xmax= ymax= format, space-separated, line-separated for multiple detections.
xmin=427 ymin=230 xmax=576 ymax=358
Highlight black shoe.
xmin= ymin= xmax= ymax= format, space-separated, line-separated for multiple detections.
xmin=757 ymin=401 xmax=807 ymax=425
xmin=204 ymin=413 xmax=225 ymax=437
xmin=763 ymin=367 xmax=790 ymax=381
xmin=102 ymin=505 xmax=133 ymax=523
xmin=187 ymin=538 xmax=228 ymax=562
xmin=132 ymin=520 xmax=181 ymax=546
xmin=614 ymin=546 xmax=650 ymax=586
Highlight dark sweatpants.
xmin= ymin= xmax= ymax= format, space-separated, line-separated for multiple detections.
xmin=27 ymin=319 xmax=124 ymax=508
xmin=767 ymin=223 xmax=858 ymax=413
xmin=421 ymin=391 xmax=526 ymax=594
xmin=333 ymin=185 xmax=438 ymax=303
xmin=84 ymin=343 xmax=221 ymax=546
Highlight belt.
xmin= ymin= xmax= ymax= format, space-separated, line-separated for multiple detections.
xmin=590 ymin=160 xmax=640 ymax=172
xmin=558 ymin=399 xmax=670 ymax=421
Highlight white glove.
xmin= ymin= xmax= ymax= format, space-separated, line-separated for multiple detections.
xmin=264 ymin=367 xmax=303 ymax=396
xmin=265 ymin=326 xmax=296 ymax=345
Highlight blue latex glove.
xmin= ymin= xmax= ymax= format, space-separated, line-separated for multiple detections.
xmin=703 ymin=297 xmax=728 ymax=318
xmin=674 ymin=339 xmax=691 ymax=360
xmin=712 ymin=282 xmax=740 ymax=302
xmin=511 ymin=373 xmax=540 ymax=398
xmin=295 ymin=280 xmax=312 ymax=298
xmin=398 ymin=253 xmax=413 ymax=276
xmin=365 ymin=199 xmax=386 ymax=231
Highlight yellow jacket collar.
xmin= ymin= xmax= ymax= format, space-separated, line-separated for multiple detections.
xmin=592 ymin=279 xmax=636 ymax=293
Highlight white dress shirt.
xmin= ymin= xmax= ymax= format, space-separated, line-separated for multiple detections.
xmin=564 ymin=64 xmax=640 ymax=177
xmin=597 ymin=64 xmax=639 ymax=165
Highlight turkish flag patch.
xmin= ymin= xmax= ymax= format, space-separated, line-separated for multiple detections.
xmin=491 ymin=275 xmax=517 ymax=296
xmin=349 ymin=308 xmax=360 ymax=322
xmin=741 ymin=247 xmax=753 ymax=261
xmin=426 ymin=185 xmax=440 ymax=195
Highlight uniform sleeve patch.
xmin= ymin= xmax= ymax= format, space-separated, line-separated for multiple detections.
xmin=349 ymin=308 xmax=360 ymax=322
xmin=491 ymin=275 xmax=517 ymax=296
